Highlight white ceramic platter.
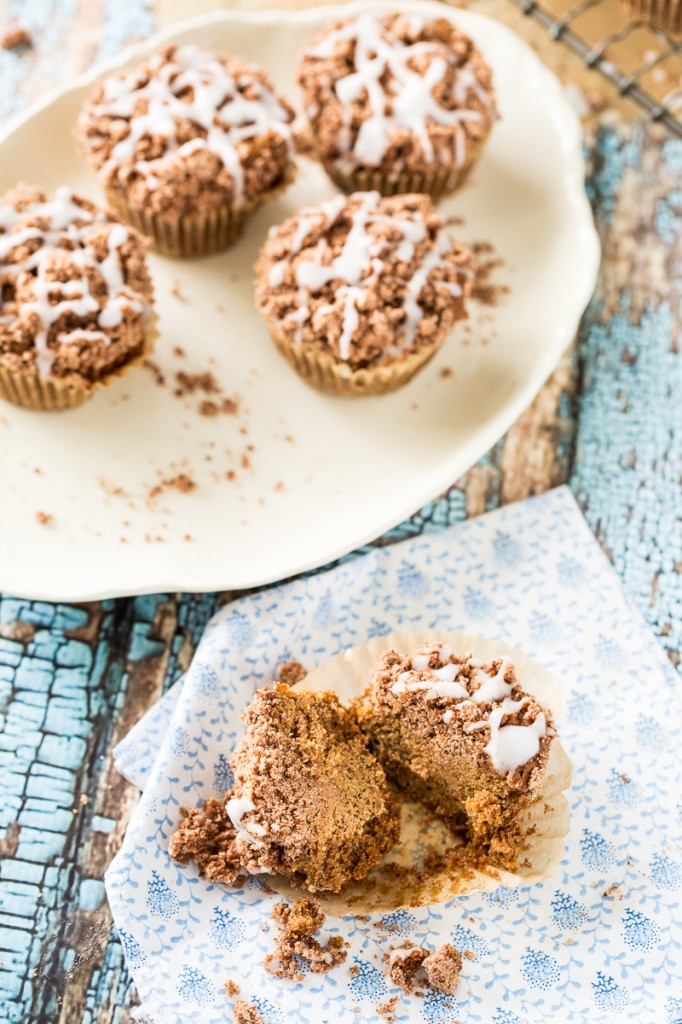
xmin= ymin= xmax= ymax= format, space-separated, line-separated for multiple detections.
xmin=0 ymin=0 xmax=599 ymax=601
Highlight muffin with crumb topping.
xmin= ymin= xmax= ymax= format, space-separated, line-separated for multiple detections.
xmin=255 ymin=190 xmax=473 ymax=396
xmin=76 ymin=44 xmax=296 ymax=257
xmin=297 ymin=12 xmax=497 ymax=199
xmin=0 ymin=183 xmax=154 ymax=411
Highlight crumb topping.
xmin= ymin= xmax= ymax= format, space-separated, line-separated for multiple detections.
xmin=77 ymin=44 xmax=295 ymax=214
xmin=264 ymin=897 xmax=347 ymax=980
xmin=0 ymin=184 xmax=152 ymax=381
xmin=297 ymin=12 xmax=496 ymax=174
xmin=374 ymin=642 xmax=554 ymax=779
xmin=256 ymin=191 xmax=472 ymax=368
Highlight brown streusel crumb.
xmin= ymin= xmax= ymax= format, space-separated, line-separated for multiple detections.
xmin=35 ymin=511 xmax=53 ymax=525
xmin=232 ymin=1001 xmax=263 ymax=1024
xmin=423 ymin=943 xmax=463 ymax=995
xmin=386 ymin=944 xmax=429 ymax=994
xmin=264 ymin=897 xmax=347 ymax=980
xmin=223 ymin=979 xmax=240 ymax=997
xmin=376 ymin=994 xmax=399 ymax=1020
xmin=276 ymin=660 xmax=307 ymax=686
xmin=1 ymin=26 xmax=32 ymax=50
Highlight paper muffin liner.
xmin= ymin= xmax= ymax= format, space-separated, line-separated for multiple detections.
xmin=269 ymin=630 xmax=571 ymax=915
xmin=104 ymin=163 xmax=296 ymax=259
xmin=0 ymin=312 xmax=158 ymax=412
xmin=619 ymin=0 xmax=682 ymax=30
xmin=265 ymin=320 xmax=442 ymax=396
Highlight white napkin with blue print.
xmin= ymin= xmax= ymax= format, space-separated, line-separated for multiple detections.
xmin=109 ymin=486 xmax=682 ymax=1024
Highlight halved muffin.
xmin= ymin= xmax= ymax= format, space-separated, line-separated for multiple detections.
xmin=169 ymin=683 xmax=399 ymax=892
xmin=355 ymin=641 xmax=556 ymax=869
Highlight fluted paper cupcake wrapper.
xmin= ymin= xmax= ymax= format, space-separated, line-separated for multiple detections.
xmin=267 ymin=629 xmax=572 ymax=915
xmin=0 ymin=312 xmax=158 ymax=412
xmin=266 ymin=320 xmax=442 ymax=396
xmin=104 ymin=163 xmax=296 ymax=258
xmin=620 ymin=0 xmax=682 ymax=30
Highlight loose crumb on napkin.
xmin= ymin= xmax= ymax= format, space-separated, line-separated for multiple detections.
xmin=232 ymin=1001 xmax=263 ymax=1024
xmin=264 ymin=897 xmax=347 ymax=981
xmin=35 ymin=511 xmax=53 ymax=525
xmin=385 ymin=941 xmax=463 ymax=996
xmin=1 ymin=25 xmax=32 ymax=50
xmin=224 ymin=980 xmax=240 ymax=997
xmin=276 ymin=660 xmax=307 ymax=686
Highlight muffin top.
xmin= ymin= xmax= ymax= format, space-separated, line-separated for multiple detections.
xmin=0 ymin=184 xmax=153 ymax=383
xmin=297 ymin=13 xmax=497 ymax=176
xmin=76 ymin=44 xmax=296 ymax=216
xmin=256 ymin=191 xmax=472 ymax=369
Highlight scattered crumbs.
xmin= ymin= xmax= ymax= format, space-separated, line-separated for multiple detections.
xmin=445 ymin=214 xmax=464 ymax=227
xmin=199 ymin=396 xmax=240 ymax=417
xmin=241 ymin=454 xmax=251 ymax=470
xmin=464 ymin=949 xmax=475 ymax=961
xmin=174 ymin=370 xmax=220 ymax=397
xmin=183 ymin=533 xmax=192 ymax=542
xmin=226 ymin=470 xmax=237 ymax=481
xmin=385 ymin=945 xmax=429 ymax=994
xmin=376 ymin=995 xmax=399 ymax=1021
xmin=602 ymin=884 xmax=622 ymax=899
xmin=79 ymin=794 xmax=89 ymax=806
xmin=216 ymin=304 xmax=226 ymax=314
xmin=33 ymin=467 xmax=42 ymax=475
xmin=349 ymin=965 xmax=360 ymax=978
xmin=143 ymin=359 xmax=166 ymax=387
xmin=274 ymin=480 xmax=284 ymax=492
xmin=35 ymin=511 xmax=53 ymax=525
xmin=471 ymin=241 xmax=510 ymax=307
xmin=1 ymin=25 xmax=32 ymax=50
xmin=284 ymin=434 xmax=294 ymax=443
xmin=385 ymin=943 xmax=463 ymax=998
xmin=170 ymin=279 xmax=185 ymax=300
xmin=423 ymin=944 xmax=463 ymax=996
xmin=232 ymin=1001 xmax=263 ymax=1024
xmin=148 ymin=473 xmax=196 ymax=502
xmin=223 ymin=980 xmax=240 ymax=998
xmin=264 ymin=897 xmax=347 ymax=981
xmin=439 ymin=367 xmax=454 ymax=379
xmin=172 ymin=346 xmax=186 ymax=358
xmin=276 ymin=660 xmax=307 ymax=686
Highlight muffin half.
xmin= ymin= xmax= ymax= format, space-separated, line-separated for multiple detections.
xmin=0 ymin=184 xmax=154 ymax=411
xmin=255 ymin=190 xmax=473 ymax=395
xmin=76 ymin=44 xmax=296 ymax=257
xmin=169 ymin=683 xmax=400 ymax=893
xmin=297 ymin=12 xmax=497 ymax=199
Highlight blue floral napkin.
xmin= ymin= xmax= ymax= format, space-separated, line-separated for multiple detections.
xmin=108 ymin=486 xmax=682 ymax=1024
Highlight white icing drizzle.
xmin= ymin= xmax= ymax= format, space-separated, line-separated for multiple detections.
xmin=305 ymin=14 xmax=493 ymax=170
xmin=389 ymin=643 xmax=468 ymax=700
xmin=279 ymin=192 xmax=459 ymax=359
xmin=442 ymin=709 xmax=453 ymax=725
xmin=86 ymin=45 xmax=293 ymax=206
xmin=466 ymin=696 xmax=547 ymax=774
xmin=226 ymin=795 xmax=266 ymax=847
xmin=471 ymin=659 xmax=513 ymax=703
xmin=0 ymin=187 xmax=147 ymax=378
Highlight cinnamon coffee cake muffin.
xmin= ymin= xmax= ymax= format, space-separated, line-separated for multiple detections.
xmin=76 ymin=44 xmax=296 ymax=257
xmin=169 ymin=683 xmax=399 ymax=892
xmin=356 ymin=641 xmax=556 ymax=869
xmin=0 ymin=184 xmax=154 ymax=410
xmin=256 ymin=191 xmax=473 ymax=395
xmin=297 ymin=12 xmax=497 ymax=199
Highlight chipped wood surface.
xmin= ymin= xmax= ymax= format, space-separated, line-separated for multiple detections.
xmin=0 ymin=2 xmax=681 ymax=1023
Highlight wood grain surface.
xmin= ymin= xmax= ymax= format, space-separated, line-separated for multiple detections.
xmin=0 ymin=1 xmax=680 ymax=1022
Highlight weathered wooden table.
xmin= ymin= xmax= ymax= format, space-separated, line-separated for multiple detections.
xmin=1 ymin=1 xmax=680 ymax=1022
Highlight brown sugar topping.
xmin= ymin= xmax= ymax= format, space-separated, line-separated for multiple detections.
xmin=0 ymin=185 xmax=153 ymax=382
xmin=297 ymin=12 xmax=496 ymax=175
xmin=232 ymin=1001 xmax=264 ymax=1024
xmin=256 ymin=191 xmax=472 ymax=369
xmin=76 ymin=45 xmax=295 ymax=216
xmin=264 ymin=897 xmax=347 ymax=980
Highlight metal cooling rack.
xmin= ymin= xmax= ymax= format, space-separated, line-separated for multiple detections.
xmin=512 ymin=0 xmax=682 ymax=135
